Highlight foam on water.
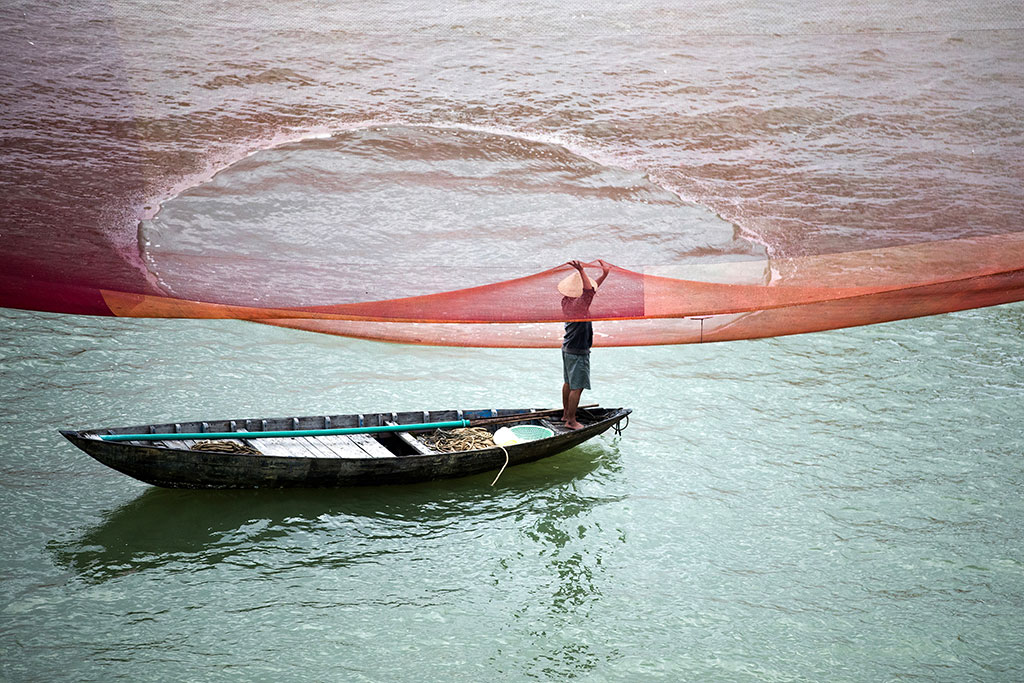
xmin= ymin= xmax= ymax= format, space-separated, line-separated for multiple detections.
xmin=140 ymin=124 xmax=758 ymax=305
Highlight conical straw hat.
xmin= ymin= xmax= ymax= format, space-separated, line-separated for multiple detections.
xmin=557 ymin=271 xmax=598 ymax=298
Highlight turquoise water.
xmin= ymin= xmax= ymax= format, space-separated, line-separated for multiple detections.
xmin=2 ymin=304 xmax=1022 ymax=681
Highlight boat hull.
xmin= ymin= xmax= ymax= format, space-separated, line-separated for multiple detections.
xmin=60 ymin=407 xmax=630 ymax=489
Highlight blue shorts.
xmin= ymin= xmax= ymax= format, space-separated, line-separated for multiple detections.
xmin=562 ymin=350 xmax=591 ymax=390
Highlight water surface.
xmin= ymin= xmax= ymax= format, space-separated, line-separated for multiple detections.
xmin=2 ymin=303 xmax=1022 ymax=680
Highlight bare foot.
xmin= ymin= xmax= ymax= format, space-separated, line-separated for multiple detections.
xmin=565 ymin=421 xmax=584 ymax=430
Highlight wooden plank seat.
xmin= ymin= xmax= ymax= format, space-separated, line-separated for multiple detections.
xmin=539 ymin=419 xmax=569 ymax=436
xmin=138 ymin=434 xmax=399 ymax=459
xmin=384 ymin=422 xmax=436 ymax=455
xmin=344 ymin=433 xmax=397 ymax=458
xmin=252 ymin=434 xmax=395 ymax=459
xmin=155 ymin=439 xmax=201 ymax=450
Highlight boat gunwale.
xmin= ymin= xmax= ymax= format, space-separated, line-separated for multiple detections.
xmin=70 ymin=407 xmax=589 ymax=439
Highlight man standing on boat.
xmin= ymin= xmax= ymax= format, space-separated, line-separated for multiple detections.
xmin=559 ymin=260 xmax=610 ymax=430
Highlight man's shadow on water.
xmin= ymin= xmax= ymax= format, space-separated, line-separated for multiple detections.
xmin=49 ymin=441 xmax=625 ymax=584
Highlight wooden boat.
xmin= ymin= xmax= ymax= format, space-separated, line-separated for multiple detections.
xmin=60 ymin=406 xmax=631 ymax=489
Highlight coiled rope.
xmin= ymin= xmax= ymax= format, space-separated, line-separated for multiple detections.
xmin=190 ymin=440 xmax=262 ymax=455
xmin=423 ymin=427 xmax=510 ymax=487
xmin=423 ymin=427 xmax=494 ymax=452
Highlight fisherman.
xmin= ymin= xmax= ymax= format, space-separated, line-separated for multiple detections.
xmin=559 ymin=260 xmax=610 ymax=430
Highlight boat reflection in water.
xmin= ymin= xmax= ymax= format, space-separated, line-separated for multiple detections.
xmin=49 ymin=439 xmax=625 ymax=584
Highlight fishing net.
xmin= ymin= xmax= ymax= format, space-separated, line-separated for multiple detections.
xmin=6 ymin=231 xmax=1019 ymax=347
xmin=2 ymin=4 xmax=1022 ymax=347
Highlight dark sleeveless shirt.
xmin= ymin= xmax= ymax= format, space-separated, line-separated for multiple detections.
xmin=561 ymin=289 xmax=595 ymax=354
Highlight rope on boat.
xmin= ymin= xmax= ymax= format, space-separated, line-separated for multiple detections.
xmin=613 ymin=414 xmax=629 ymax=436
xmin=422 ymin=427 xmax=495 ymax=453
xmin=491 ymin=446 xmax=510 ymax=488
xmin=420 ymin=427 xmax=509 ymax=487
xmin=190 ymin=440 xmax=262 ymax=455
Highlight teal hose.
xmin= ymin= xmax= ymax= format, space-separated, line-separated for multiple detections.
xmin=100 ymin=420 xmax=472 ymax=442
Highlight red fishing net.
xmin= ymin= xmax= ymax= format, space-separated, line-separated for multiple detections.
xmin=2 ymin=2 xmax=1021 ymax=348
xmin=6 ymin=233 xmax=1021 ymax=347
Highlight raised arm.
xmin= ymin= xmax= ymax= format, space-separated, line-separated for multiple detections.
xmin=568 ymin=260 xmax=594 ymax=293
xmin=566 ymin=259 xmax=611 ymax=292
